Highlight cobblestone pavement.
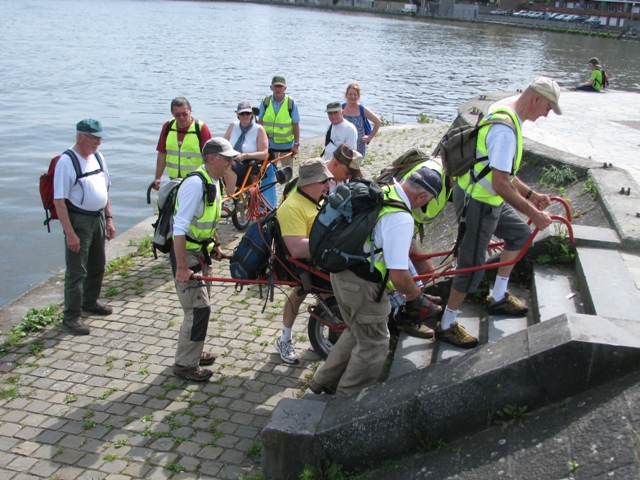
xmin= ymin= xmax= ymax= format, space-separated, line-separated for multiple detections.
xmin=0 ymin=123 xmax=448 ymax=480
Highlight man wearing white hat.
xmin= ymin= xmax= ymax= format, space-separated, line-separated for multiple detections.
xmin=438 ymin=77 xmax=562 ymax=349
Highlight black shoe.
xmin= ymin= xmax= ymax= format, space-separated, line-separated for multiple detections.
xmin=308 ymin=379 xmax=335 ymax=395
xmin=82 ymin=301 xmax=113 ymax=316
xmin=173 ymin=364 xmax=213 ymax=382
xmin=199 ymin=352 xmax=216 ymax=366
xmin=63 ymin=318 xmax=90 ymax=336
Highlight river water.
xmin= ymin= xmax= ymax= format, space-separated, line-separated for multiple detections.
xmin=1 ymin=0 xmax=639 ymax=308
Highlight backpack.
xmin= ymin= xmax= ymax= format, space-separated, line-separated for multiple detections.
xmin=598 ymin=68 xmax=609 ymax=90
xmin=229 ymin=209 xmax=280 ymax=280
xmin=150 ymin=171 xmax=208 ymax=258
xmin=432 ymin=113 xmax=515 ymax=177
xmin=375 ymin=147 xmax=431 ymax=185
xmin=40 ymin=149 xmax=105 ymax=232
xmin=308 ymin=179 xmax=410 ymax=276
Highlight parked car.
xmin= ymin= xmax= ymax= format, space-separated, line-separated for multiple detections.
xmin=585 ymin=16 xmax=602 ymax=25
xmin=401 ymin=4 xmax=417 ymax=14
xmin=490 ymin=9 xmax=505 ymax=15
xmin=553 ymin=14 xmax=568 ymax=21
xmin=513 ymin=10 xmax=528 ymax=17
xmin=574 ymin=15 xmax=588 ymax=23
xmin=563 ymin=14 xmax=578 ymax=22
xmin=504 ymin=10 xmax=514 ymax=15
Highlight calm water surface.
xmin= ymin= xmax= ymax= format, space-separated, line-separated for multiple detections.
xmin=1 ymin=0 xmax=638 ymax=307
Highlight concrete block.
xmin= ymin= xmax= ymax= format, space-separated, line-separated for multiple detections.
xmin=417 ymin=330 xmax=547 ymax=440
xmin=571 ymin=224 xmax=620 ymax=249
xmin=316 ymin=371 xmax=425 ymax=467
xmin=531 ymin=265 xmax=582 ymax=324
xmin=528 ymin=314 xmax=640 ymax=402
xmin=261 ymin=398 xmax=326 ymax=480
xmin=388 ymin=332 xmax=435 ymax=380
xmin=576 ymin=247 xmax=640 ymax=320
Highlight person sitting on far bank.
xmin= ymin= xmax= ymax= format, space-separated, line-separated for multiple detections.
xmin=438 ymin=77 xmax=560 ymax=350
xmin=152 ymin=97 xmax=212 ymax=190
xmin=222 ymin=101 xmax=269 ymax=203
xmin=54 ymin=119 xmax=115 ymax=336
xmin=342 ymin=82 xmax=382 ymax=158
xmin=322 ymin=101 xmax=358 ymax=162
xmin=309 ymin=167 xmax=441 ymax=397
xmin=274 ymin=159 xmax=333 ymax=365
xmin=575 ymin=57 xmax=606 ymax=92
xmin=171 ymin=138 xmax=239 ymax=382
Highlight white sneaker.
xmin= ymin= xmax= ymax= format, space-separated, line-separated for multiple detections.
xmin=275 ymin=337 xmax=299 ymax=365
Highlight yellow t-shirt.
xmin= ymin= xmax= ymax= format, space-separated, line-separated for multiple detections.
xmin=276 ymin=191 xmax=318 ymax=238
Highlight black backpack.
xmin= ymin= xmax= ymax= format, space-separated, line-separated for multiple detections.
xmin=598 ymin=68 xmax=609 ymax=90
xmin=149 ymin=171 xmax=208 ymax=258
xmin=308 ymin=179 xmax=410 ymax=276
xmin=432 ymin=111 xmax=515 ymax=177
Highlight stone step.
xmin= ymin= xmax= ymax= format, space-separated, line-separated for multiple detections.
xmin=576 ymin=246 xmax=640 ymax=320
xmin=531 ymin=265 xmax=584 ymax=323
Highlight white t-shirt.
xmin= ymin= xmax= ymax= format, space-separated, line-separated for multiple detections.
xmin=371 ymin=183 xmax=414 ymax=270
xmin=484 ymin=116 xmax=521 ymax=174
xmin=229 ymin=121 xmax=262 ymax=154
xmin=53 ymin=149 xmax=109 ymax=212
xmin=173 ymin=174 xmax=220 ymax=236
xmin=323 ymin=120 xmax=358 ymax=161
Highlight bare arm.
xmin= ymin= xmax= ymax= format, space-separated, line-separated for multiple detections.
xmin=362 ymin=107 xmax=382 ymax=144
xmin=292 ymin=123 xmax=300 ymax=155
xmin=173 ymin=235 xmax=193 ymax=283
xmin=492 ymin=170 xmax=552 ymax=230
xmin=283 ymin=236 xmax=310 ymax=259
xmin=104 ymin=198 xmax=116 ymax=241
xmin=53 ymin=199 xmax=80 ymax=253
xmin=389 ymin=269 xmax=421 ymax=301
xmin=153 ymin=152 xmax=167 ymax=190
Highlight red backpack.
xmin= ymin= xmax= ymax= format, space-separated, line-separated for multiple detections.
xmin=39 ymin=149 xmax=104 ymax=232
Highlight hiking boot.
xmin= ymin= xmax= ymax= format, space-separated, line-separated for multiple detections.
xmin=435 ymin=322 xmax=478 ymax=349
xmin=173 ymin=364 xmax=213 ymax=382
xmin=395 ymin=296 xmax=442 ymax=326
xmin=397 ymin=323 xmax=434 ymax=339
xmin=308 ymin=379 xmax=336 ymax=395
xmin=485 ymin=291 xmax=528 ymax=317
xmin=82 ymin=301 xmax=113 ymax=316
xmin=199 ymin=352 xmax=216 ymax=366
xmin=275 ymin=337 xmax=299 ymax=365
xmin=63 ymin=317 xmax=90 ymax=336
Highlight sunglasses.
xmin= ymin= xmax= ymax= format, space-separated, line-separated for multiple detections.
xmin=238 ymin=112 xmax=252 ymax=116
xmin=321 ymin=178 xmax=331 ymax=184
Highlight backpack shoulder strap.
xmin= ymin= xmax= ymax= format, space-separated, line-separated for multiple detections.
xmin=263 ymin=95 xmax=272 ymax=110
xmin=64 ymin=149 xmax=83 ymax=185
xmin=165 ymin=119 xmax=176 ymax=139
xmin=325 ymin=125 xmax=333 ymax=146
xmin=287 ymin=96 xmax=294 ymax=115
xmin=193 ymin=119 xmax=202 ymax=144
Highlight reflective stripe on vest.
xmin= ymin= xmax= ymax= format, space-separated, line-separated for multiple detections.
xmin=166 ymin=120 xmax=203 ymax=179
xmin=364 ymin=186 xmax=411 ymax=290
xmin=174 ymin=166 xmax=222 ymax=251
xmin=405 ymin=159 xmax=449 ymax=225
xmin=261 ymin=95 xmax=294 ymax=143
xmin=456 ymin=107 xmax=522 ymax=207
